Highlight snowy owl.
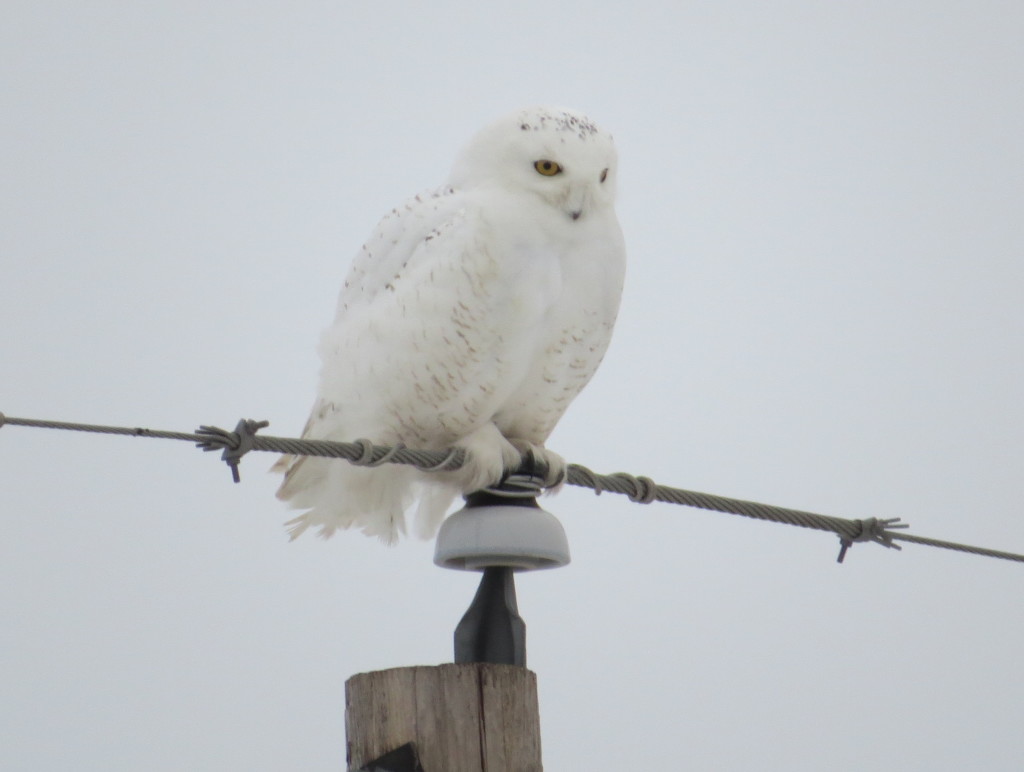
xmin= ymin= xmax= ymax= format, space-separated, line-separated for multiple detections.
xmin=274 ymin=106 xmax=626 ymax=541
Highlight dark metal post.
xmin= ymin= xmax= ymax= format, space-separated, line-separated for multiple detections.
xmin=453 ymin=566 xmax=526 ymax=666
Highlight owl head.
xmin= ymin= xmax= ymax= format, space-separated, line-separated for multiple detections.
xmin=449 ymin=106 xmax=618 ymax=222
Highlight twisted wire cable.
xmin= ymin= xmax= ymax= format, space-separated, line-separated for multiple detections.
xmin=2 ymin=412 xmax=1021 ymax=564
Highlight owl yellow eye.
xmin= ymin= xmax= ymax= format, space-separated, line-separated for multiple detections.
xmin=534 ymin=160 xmax=562 ymax=176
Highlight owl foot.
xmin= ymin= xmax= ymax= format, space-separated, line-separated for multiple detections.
xmin=507 ymin=440 xmax=567 ymax=490
xmin=452 ymin=423 xmax=523 ymax=494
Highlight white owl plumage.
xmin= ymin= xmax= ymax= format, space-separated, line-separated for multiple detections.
xmin=274 ymin=106 xmax=626 ymax=542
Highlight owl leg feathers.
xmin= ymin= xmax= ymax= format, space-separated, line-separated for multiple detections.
xmin=410 ymin=431 xmax=564 ymax=539
xmin=447 ymin=422 xmax=523 ymax=493
xmin=446 ymin=423 xmax=566 ymax=491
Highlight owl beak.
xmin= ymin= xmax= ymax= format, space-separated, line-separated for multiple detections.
xmin=566 ymin=186 xmax=593 ymax=221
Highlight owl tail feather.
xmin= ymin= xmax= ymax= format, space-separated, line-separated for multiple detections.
xmin=274 ymin=454 xmax=459 ymax=543
xmin=412 ymin=484 xmax=460 ymax=540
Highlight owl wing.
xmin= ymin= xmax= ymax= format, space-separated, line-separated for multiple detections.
xmin=334 ymin=185 xmax=464 ymax=314
xmin=274 ymin=184 xmax=521 ymax=539
xmin=278 ymin=182 xmax=468 ymax=443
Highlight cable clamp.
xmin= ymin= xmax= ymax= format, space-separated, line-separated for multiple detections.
xmin=569 ymin=464 xmax=603 ymax=495
xmin=610 ymin=472 xmax=658 ymax=504
xmin=837 ymin=517 xmax=909 ymax=563
xmin=349 ymin=438 xmax=406 ymax=468
xmin=420 ymin=446 xmax=463 ymax=472
xmin=196 ymin=418 xmax=269 ymax=483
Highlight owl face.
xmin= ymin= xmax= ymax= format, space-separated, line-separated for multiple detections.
xmin=449 ymin=106 xmax=618 ymax=222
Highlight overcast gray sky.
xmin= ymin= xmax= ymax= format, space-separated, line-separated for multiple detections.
xmin=2 ymin=2 xmax=1022 ymax=770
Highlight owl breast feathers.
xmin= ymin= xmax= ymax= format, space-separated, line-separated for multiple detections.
xmin=274 ymin=106 xmax=626 ymax=542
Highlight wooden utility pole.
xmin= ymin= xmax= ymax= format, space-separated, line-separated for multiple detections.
xmin=346 ymin=663 xmax=542 ymax=771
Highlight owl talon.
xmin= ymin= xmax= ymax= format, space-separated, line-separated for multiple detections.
xmin=507 ymin=441 xmax=567 ymax=490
